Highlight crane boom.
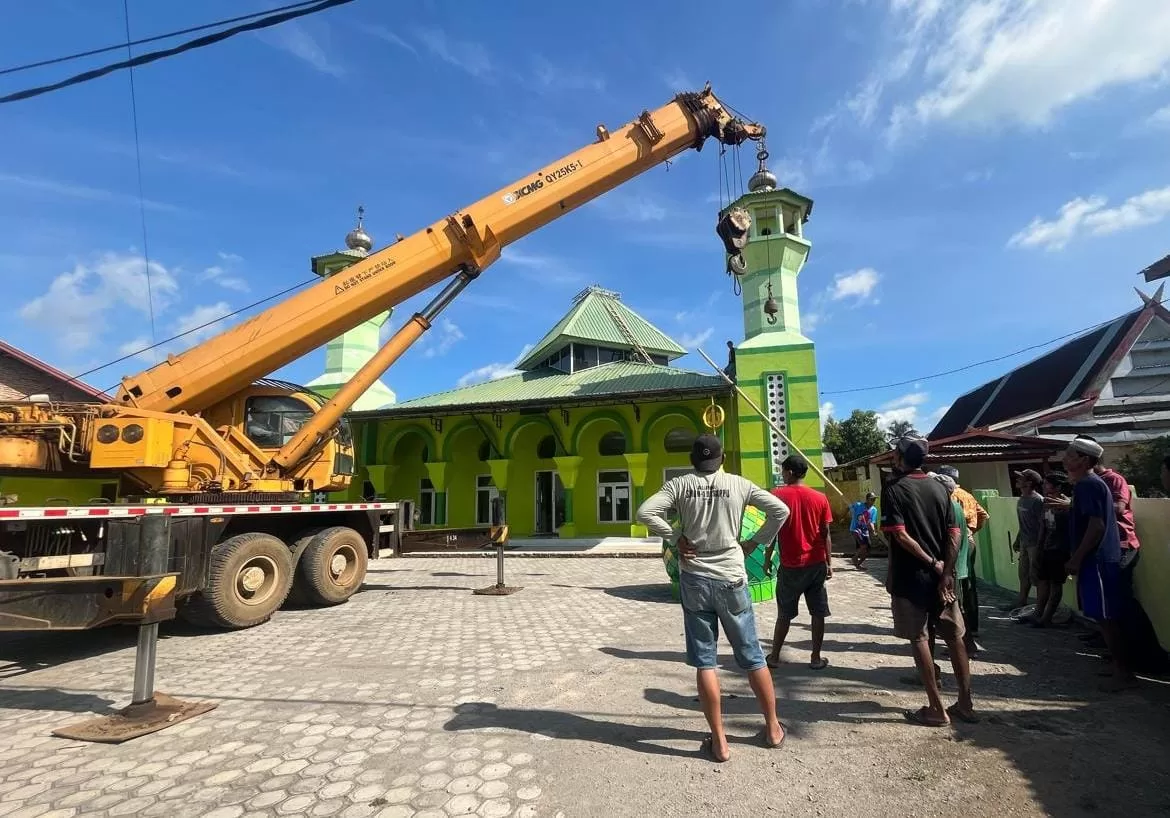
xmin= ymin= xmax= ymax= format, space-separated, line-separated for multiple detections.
xmin=115 ymin=86 xmax=763 ymax=416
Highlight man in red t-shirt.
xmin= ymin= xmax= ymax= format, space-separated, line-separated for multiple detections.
xmin=763 ymin=455 xmax=833 ymax=670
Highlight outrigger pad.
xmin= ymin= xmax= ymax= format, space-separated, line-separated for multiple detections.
xmin=51 ymin=692 xmax=217 ymax=744
xmin=473 ymin=583 xmax=523 ymax=596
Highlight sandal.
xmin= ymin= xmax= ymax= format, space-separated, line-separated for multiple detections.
xmin=809 ymin=657 xmax=829 ymax=670
xmin=903 ymin=707 xmax=948 ymax=728
xmin=946 ymin=703 xmax=980 ymax=724
xmin=762 ymin=721 xmax=787 ymax=749
xmin=700 ymin=735 xmax=730 ymax=763
xmin=766 ymin=655 xmax=781 ymax=669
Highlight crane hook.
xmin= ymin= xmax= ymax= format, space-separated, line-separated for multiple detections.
xmin=763 ymin=279 xmax=779 ymax=325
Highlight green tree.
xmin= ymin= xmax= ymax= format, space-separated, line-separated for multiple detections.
xmin=823 ymin=409 xmax=889 ymax=464
xmin=886 ymin=419 xmax=914 ymax=440
xmin=1116 ymin=435 xmax=1170 ymax=497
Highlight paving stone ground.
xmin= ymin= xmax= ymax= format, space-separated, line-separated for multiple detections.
xmin=2 ymin=556 xmax=1169 ymax=818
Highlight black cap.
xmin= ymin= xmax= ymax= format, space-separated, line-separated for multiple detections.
xmin=691 ymin=434 xmax=724 ymax=473
xmin=865 ymin=491 xmax=876 ymax=500
xmin=1013 ymin=468 xmax=1043 ymax=486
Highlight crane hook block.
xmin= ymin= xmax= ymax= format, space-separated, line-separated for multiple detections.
xmin=716 ymin=207 xmax=752 ymax=257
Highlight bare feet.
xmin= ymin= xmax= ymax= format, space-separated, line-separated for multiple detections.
xmin=701 ymin=734 xmax=730 ymax=762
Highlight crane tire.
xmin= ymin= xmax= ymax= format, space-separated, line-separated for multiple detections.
xmin=297 ymin=526 xmax=368 ymax=606
xmin=181 ymin=532 xmax=293 ymax=629
xmin=284 ymin=528 xmax=324 ymax=606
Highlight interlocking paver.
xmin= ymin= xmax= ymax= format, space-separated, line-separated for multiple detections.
xmin=1 ymin=556 xmax=1167 ymax=817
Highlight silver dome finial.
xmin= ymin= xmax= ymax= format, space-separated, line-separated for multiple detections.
xmin=748 ymin=146 xmax=777 ymax=193
xmin=344 ymin=205 xmax=373 ymax=255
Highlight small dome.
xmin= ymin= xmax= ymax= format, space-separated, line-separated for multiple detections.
xmin=748 ymin=168 xmax=777 ymax=192
xmin=344 ymin=205 xmax=373 ymax=254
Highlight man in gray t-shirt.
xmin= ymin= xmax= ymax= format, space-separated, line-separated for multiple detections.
xmin=1009 ymin=469 xmax=1046 ymax=611
xmin=637 ymin=434 xmax=789 ymax=762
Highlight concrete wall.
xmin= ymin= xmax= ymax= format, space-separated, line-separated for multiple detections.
xmin=974 ymin=491 xmax=1170 ymax=650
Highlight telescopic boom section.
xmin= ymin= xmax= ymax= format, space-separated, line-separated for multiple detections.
xmin=114 ymin=86 xmax=764 ymax=415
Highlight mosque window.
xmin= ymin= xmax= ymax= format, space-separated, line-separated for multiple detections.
xmin=664 ymin=427 xmax=696 ymax=453
xmin=598 ymin=431 xmax=627 ymax=457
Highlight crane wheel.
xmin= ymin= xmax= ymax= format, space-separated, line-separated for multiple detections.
xmin=180 ymin=532 xmax=293 ymax=629
xmin=296 ymin=526 xmax=368 ymax=606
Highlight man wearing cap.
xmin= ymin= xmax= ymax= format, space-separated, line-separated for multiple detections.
xmin=636 ymin=434 xmax=790 ymax=761
xmin=1062 ymin=436 xmax=1135 ymax=691
xmin=937 ymin=465 xmax=988 ymax=651
xmin=1008 ymin=469 xmax=1046 ymax=613
xmin=848 ymin=491 xmax=879 ymax=568
xmin=881 ymin=431 xmax=977 ymax=726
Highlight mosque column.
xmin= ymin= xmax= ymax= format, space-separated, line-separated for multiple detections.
xmin=552 ymin=455 xmax=582 ymax=538
xmin=622 ymin=452 xmax=650 ymax=537
xmin=487 ymin=459 xmax=511 ymax=525
xmin=424 ymin=461 xmax=449 ymax=526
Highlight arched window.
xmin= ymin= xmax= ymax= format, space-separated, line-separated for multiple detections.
xmin=536 ymin=435 xmax=556 ymax=460
xmin=664 ymin=426 xmax=696 ymax=453
xmin=478 ymin=441 xmax=491 ymax=461
xmin=598 ymin=431 xmax=627 ymax=457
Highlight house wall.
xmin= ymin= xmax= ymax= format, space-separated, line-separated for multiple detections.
xmin=344 ymin=396 xmax=732 ymax=538
xmin=974 ymin=492 xmax=1170 ymax=651
xmin=0 ymin=351 xmax=98 ymax=402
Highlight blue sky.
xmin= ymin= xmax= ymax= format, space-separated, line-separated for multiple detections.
xmin=2 ymin=0 xmax=1170 ymax=436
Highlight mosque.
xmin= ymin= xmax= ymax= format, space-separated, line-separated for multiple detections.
xmin=315 ymin=157 xmax=824 ymax=543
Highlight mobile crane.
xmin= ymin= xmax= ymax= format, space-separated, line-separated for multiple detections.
xmin=0 ymin=84 xmax=765 ymax=632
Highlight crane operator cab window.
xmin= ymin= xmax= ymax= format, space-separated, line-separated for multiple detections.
xmin=245 ymin=396 xmax=315 ymax=449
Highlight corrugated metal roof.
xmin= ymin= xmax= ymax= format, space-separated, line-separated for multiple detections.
xmin=516 ymin=287 xmax=686 ymax=370
xmin=359 ymin=361 xmax=727 ymax=415
xmin=929 ymin=309 xmax=1141 ymax=439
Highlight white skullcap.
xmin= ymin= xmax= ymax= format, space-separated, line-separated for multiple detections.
xmin=1069 ymin=437 xmax=1104 ymax=458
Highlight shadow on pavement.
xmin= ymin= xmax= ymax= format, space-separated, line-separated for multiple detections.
xmin=444 ymin=701 xmax=704 ymax=758
xmin=552 ymin=583 xmax=676 ymax=603
xmin=0 ymin=686 xmax=117 ymax=714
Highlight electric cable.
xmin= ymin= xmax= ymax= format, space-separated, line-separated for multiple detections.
xmin=821 ymin=297 xmax=1169 ymax=397
xmin=62 ymin=276 xmax=320 ymax=394
xmin=123 ymin=0 xmax=157 ymax=346
xmin=0 ymin=0 xmax=325 ymax=77
xmin=0 ymin=0 xmax=356 ymax=105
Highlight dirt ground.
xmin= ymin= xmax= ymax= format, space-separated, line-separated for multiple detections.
xmin=1 ymin=555 xmax=1168 ymax=818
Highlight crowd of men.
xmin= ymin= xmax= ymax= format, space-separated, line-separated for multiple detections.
xmin=635 ymin=429 xmax=1153 ymax=760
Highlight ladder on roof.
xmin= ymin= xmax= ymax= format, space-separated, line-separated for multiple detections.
xmin=600 ymin=295 xmax=655 ymax=365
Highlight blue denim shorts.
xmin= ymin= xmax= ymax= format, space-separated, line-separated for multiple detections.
xmin=678 ymin=570 xmax=766 ymax=671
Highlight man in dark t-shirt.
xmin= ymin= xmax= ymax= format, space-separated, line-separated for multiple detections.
xmin=881 ymin=431 xmax=977 ymax=727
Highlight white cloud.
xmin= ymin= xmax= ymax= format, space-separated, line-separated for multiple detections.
xmin=829 ymin=268 xmax=881 ymax=302
xmin=413 ymin=27 xmax=493 ymax=78
xmin=876 ymin=391 xmax=931 ymax=431
xmin=1146 ymin=104 xmax=1170 ymax=129
xmin=458 ymin=344 xmax=534 ymax=387
xmin=200 ymin=265 xmax=249 ymax=292
xmin=359 ymin=24 xmax=418 ymax=54
xmin=591 ymin=191 xmax=668 ymax=223
xmin=0 ymin=172 xmax=179 ymax=212
xmin=885 ymin=0 xmax=1170 ymax=136
xmin=499 ymin=248 xmax=582 ymax=286
xmin=259 ymin=22 xmax=344 ymax=77
xmin=18 ymin=252 xmax=179 ymax=351
xmin=530 ymin=56 xmax=605 ymax=93
xmin=963 ymin=168 xmax=993 ymax=183
xmin=802 ymin=311 xmax=823 ymax=334
xmin=663 ymin=69 xmax=696 ymax=92
xmin=422 ymin=318 xmax=465 ymax=358
xmin=678 ymin=327 xmax=714 ymax=349
xmin=881 ymin=391 xmax=929 ymax=411
xmin=174 ymin=302 xmax=233 ymax=346
xmin=218 ymin=251 xmax=243 ymax=263
xmin=1008 ymin=185 xmax=1170 ymax=251
xmin=674 ymin=290 xmax=721 ymax=324
xmin=819 ymin=401 xmax=836 ymax=428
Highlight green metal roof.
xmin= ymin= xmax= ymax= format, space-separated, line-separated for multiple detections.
xmin=354 ymin=361 xmax=729 ymax=417
xmin=515 ymin=286 xmax=686 ymax=370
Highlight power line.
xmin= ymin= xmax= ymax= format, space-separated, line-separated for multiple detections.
xmin=0 ymin=0 xmax=356 ymax=105
xmin=123 ymin=0 xmax=157 ymax=347
xmin=821 ymin=300 xmax=1167 ymax=397
xmin=0 ymin=0 xmax=325 ymax=77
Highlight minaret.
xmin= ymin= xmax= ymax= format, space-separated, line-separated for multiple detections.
xmin=304 ymin=207 xmax=397 ymax=409
xmin=724 ymin=153 xmax=823 ymax=489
